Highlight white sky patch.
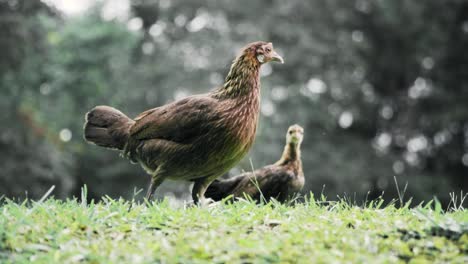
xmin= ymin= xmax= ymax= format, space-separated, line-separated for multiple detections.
xmin=43 ymin=0 xmax=129 ymax=20
xmin=307 ymin=78 xmax=327 ymax=94
xmin=174 ymin=89 xmax=189 ymax=101
xmin=271 ymin=86 xmax=288 ymax=101
xmin=421 ymin=57 xmax=435 ymax=70
xmin=338 ymin=111 xmax=353 ymax=129
xmin=59 ymin=128 xmax=72 ymax=142
xmin=149 ymin=21 xmax=166 ymax=38
xmin=361 ymin=83 xmax=376 ymax=102
xmin=261 ymin=100 xmax=275 ymax=117
xmin=101 ymin=0 xmax=129 ymax=21
xmin=407 ymin=135 xmax=428 ymax=152
xmin=209 ymin=72 xmax=223 ymax=86
xmin=200 ymin=46 xmax=212 ymax=57
xmin=352 ymin=30 xmax=364 ymax=43
xmin=330 ymin=86 xmax=344 ymax=100
xmin=375 ymin=132 xmax=392 ymax=149
xmin=409 ymin=77 xmax=432 ymax=99
xmin=174 ymin=14 xmax=187 ymax=27
xmin=327 ymin=103 xmax=341 ymax=117
xmin=393 ymin=161 xmax=405 ymax=174
xmin=40 ymin=83 xmax=52 ymax=95
xmin=355 ymin=0 xmax=370 ymax=13
xmin=380 ymin=105 xmax=393 ymax=120
xmin=462 ymin=153 xmax=468 ymax=166
xmin=42 ymin=0 xmax=94 ymax=15
xmin=142 ymin=42 xmax=154 ymax=55
xmin=377 ymin=177 xmax=388 ymax=189
xmin=127 ymin=17 xmax=143 ymax=31
xmin=159 ymin=0 xmax=171 ymax=9
xmin=260 ymin=64 xmax=272 ymax=77
xmin=462 ymin=21 xmax=468 ymax=33
xmin=352 ymin=67 xmax=365 ymax=81
xmin=433 ymin=130 xmax=451 ymax=146
xmin=187 ymin=11 xmax=211 ymax=32
xmin=405 ymin=151 xmax=419 ymax=166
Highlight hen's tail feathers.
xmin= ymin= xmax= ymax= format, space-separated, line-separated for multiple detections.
xmin=84 ymin=106 xmax=135 ymax=150
xmin=205 ymin=177 xmax=243 ymax=201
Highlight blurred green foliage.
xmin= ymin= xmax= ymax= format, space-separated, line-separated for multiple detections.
xmin=0 ymin=0 xmax=466 ymax=204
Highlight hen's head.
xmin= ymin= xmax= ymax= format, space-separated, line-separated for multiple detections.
xmin=286 ymin=124 xmax=304 ymax=145
xmin=241 ymin=41 xmax=284 ymax=65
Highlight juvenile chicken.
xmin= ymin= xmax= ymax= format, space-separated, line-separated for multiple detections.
xmin=83 ymin=41 xmax=283 ymax=204
xmin=205 ymin=125 xmax=305 ymax=203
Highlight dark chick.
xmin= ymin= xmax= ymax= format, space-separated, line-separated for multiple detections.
xmin=205 ymin=125 xmax=305 ymax=203
xmin=83 ymin=41 xmax=283 ymax=204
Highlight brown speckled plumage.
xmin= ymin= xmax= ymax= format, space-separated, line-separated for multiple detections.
xmin=83 ymin=41 xmax=283 ymax=203
xmin=205 ymin=125 xmax=305 ymax=203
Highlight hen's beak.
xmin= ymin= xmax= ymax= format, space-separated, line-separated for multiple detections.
xmin=270 ymin=50 xmax=284 ymax=64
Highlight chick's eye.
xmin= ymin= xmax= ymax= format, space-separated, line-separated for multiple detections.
xmin=289 ymin=131 xmax=293 ymax=134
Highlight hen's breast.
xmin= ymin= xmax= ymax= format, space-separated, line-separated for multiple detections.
xmin=170 ymin=98 xmax=259 ymax=181
xmin=217 ymin=97 xmax=259 ymax=156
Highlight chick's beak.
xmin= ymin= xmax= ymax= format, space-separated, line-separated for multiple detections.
xmin=270 ymin=50 xmax=284 ymax=64
xmin=291 ymin=132 xmax=303 ymax=143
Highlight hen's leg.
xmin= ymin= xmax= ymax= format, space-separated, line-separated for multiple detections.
xmin=145 ymin=175 xmax=165 ymax=201
xmin=192 ymin=177 xmax=216 ymax=205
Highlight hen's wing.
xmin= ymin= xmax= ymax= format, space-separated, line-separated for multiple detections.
xmin=129 ymin=94 xmax=219 ymax=143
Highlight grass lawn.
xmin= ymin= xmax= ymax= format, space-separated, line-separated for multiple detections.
xmin=0 ymin=191 xmax=467 ymax=263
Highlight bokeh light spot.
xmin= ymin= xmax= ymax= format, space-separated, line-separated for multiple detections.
xmin=59 ymin=129 xmax=72 ymax=142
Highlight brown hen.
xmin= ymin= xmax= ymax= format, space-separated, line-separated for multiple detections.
xmin=83 ymin=41 xmax=283 ymax=204
xmin=205 ymin=125 xmax=305 ymax=203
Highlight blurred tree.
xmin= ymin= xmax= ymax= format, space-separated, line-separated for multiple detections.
xmin=38 ymin=10 xmax=144 ymax=199
xmin=0 ymin=1 xmax=74 ymax=199
xmin=1 ymin=0 xmax=466 ymax=204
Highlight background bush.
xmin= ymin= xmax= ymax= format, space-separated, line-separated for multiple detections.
xmin=0 ymin=0 xmax=467 ymax=205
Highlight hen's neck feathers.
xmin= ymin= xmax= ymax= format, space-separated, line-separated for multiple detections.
xmin=275 ymin=142 xmax=302 ymax=168
xmin=212 ymin=53 xmax=260 ymax=99
xmin=209 ymin=50 xmax=261 ymax=147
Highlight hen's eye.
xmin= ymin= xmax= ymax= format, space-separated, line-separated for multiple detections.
xmin=266 ymin=48 xmax=272 ymax=52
